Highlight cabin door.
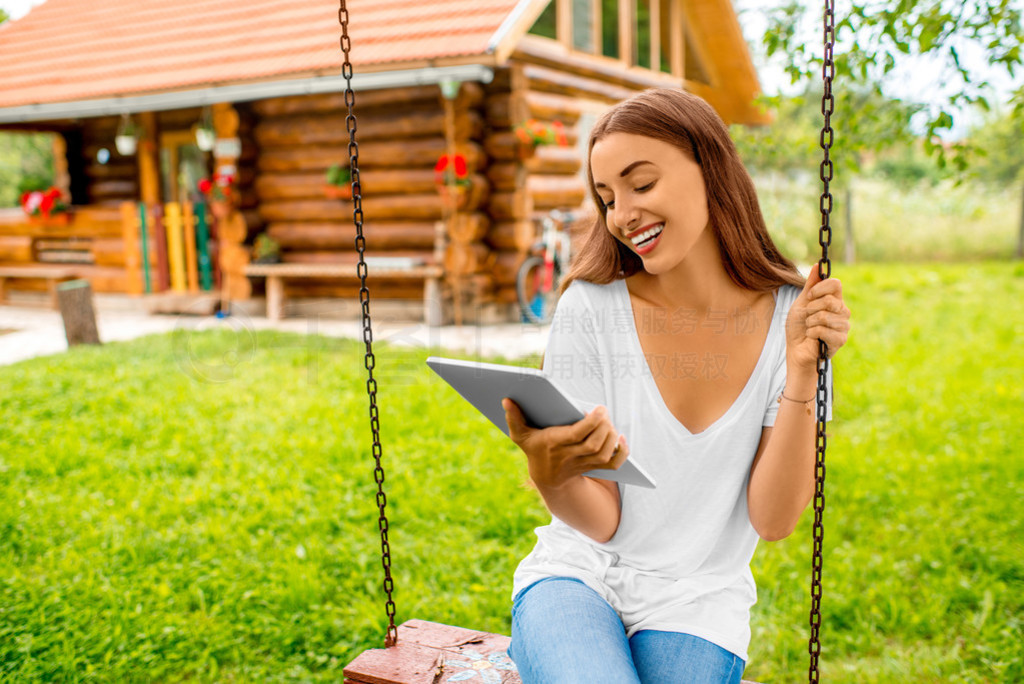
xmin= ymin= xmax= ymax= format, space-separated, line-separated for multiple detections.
xmin=159 ymin=130 xmax=210 ymax=204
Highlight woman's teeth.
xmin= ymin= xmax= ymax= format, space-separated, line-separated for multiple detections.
xmin=631 ymin=224 xmax=664 ymax=247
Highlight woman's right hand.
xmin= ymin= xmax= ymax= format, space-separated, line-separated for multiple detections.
xmin=502 ymin=398 xmax=629 ymax=490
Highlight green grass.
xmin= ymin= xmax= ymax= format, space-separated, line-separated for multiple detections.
xmin=1 ymin=262 xmax=1022 ymax=682
xmin=756 ymin=176 xmax=1022 ymax=263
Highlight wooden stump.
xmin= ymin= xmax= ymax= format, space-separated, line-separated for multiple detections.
xmin=57 ymin=280 xmax=101 ymax=346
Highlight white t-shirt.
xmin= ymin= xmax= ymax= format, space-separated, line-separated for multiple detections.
xmin=511 ymin=277 xmax=832 ymax=662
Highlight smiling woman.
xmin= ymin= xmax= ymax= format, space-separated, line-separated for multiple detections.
xmin=501 ymin=87 xmax=850 ymax=683
xmin=564 ymin=88 xmax=805 ymax=296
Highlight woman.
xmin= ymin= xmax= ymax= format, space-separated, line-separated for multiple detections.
xmin=501 ymin=88 xmax=851 ymax=683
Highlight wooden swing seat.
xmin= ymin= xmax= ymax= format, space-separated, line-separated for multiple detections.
xmin=343 ymin=619 xmax=760 ymax=683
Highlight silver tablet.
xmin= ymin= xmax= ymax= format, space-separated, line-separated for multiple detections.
xmin=426 ymin=356 xmax=656 ymax=488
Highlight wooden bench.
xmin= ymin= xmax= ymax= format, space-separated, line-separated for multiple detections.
xmin=0 ymin=266 xmax=79 ymax=309
xmin=244 ymin=262 xmax=444 ymax=325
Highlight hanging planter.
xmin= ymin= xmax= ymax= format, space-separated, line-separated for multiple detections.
xmin=434 ymin=153 xmax=474 ymax=212
xmin=194 ymin=106 xmax=216 ymax=152
xmin=115 ymin=113 xmax=139 ymax=155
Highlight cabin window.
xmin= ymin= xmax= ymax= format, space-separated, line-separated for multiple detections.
xmin=634 ymin=0 xmax=652 ymax=69
xmin=529 ymin=0 xmax=686 ymax=78
xmin=572 ymin=0 xmax=594 ymax=52
xmin=601 ymin=0 xmax=619 ymax=58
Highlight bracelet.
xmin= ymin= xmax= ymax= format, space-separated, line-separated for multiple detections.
xmin=777 ymin=391 xmax=815 ymax=416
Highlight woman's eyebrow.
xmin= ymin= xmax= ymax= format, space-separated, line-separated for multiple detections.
xmin=594 ymin=160 xmax=656 ymax=188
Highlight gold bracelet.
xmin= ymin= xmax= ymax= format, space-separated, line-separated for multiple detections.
xmin=777 ymin=391 xmax=815 ymax=416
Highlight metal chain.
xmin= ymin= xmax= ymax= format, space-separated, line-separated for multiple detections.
xmin=339 ymin=0 xmax=399 ymax=649
xmin=809 ymin=0 xmax=835 ymax=679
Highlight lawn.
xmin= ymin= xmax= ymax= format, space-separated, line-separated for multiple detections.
xmin=1 ymin=262 xmax=1021 ymax=682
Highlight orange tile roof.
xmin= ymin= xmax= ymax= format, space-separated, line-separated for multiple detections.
xmin=0 ymin=0 xmax=523 ymax=108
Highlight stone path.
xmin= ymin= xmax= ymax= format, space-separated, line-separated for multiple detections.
xmin=0 ymin=295 xmax=550 ymax=368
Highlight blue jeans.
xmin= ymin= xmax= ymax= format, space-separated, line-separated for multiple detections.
xmin=509 ymin=577 xmax=745 ymax=684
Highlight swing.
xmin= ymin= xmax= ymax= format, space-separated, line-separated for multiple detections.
xmin=338 ymin=0 xmax=836 ymax=680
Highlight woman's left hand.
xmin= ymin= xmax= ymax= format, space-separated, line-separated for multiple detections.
xmin=786 ymin=265 xmax=851 ymax=373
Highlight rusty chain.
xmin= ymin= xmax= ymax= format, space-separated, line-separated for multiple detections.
xmin=809 ymin=0 xmax=835 ymax=679
xmin=338 ymin=0 xmax=399 ymax=649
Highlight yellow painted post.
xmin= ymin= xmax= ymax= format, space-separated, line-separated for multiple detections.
xmin=164 ymin=202 xmax=187 ymax=293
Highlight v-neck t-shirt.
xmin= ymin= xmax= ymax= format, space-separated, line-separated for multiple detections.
xmin=511 ymin=277 xmax=832 ymax=662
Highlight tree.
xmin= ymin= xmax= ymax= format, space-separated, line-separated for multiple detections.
xmin=760 ymin=0 xmax=1024 ymax=170
xmin=732 ymin=85 xmax=926 ymax=176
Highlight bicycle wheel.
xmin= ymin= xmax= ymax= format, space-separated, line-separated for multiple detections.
xmin=516 ymin=255 xmax=561 ymax=324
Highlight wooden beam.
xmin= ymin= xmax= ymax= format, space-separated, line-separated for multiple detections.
xmin=592 ymin=0 xmax=603 ymax=56
xmin=620 ymin=0 xmax=635 ymax=68
xmin=557 ymin=0 xmax=571 ymax=48
xmin=672 ymin=0 xmax=685 ymax=79
xmin=651 ymin=0 xmax=661 ymax=74
xmin=53 ymin=134 xmax=70 ymax=199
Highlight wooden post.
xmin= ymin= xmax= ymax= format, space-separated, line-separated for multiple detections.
xmin=671 ymin=0 xmax=686 ymax=79
xmin=57 ymin=280 xmax=101 ymax=347
xmin=138 ymin=111 xmax=160 ymax=205
xmin=164 ymin=203 xmax=187 ymax=292
xmin=620 ymin=0 xmax=634 ymax=67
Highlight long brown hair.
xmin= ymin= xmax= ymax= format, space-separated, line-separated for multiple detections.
xmin=559 ymin=88 xmax=803 ymax=296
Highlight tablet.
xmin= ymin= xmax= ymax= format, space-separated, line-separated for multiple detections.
xmin=426 ymin=356 xmax=656 ymax=488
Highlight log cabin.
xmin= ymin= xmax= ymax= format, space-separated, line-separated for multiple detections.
xmin=0 ymin=0 xmax=767 ymax=323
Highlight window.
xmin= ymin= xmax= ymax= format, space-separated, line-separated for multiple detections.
xmin=635 ymin=0 xmax=652 ymax=69
xmin=530 ymin=2 xmax=557 ymax=39
xmin=572 ymin=0 xmax=594 ymax=52
xmin=528 ymin=0 xmax=684 ymax=78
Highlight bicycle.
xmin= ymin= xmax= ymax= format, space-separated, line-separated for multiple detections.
xmin=516 ymin=209 xmax=577 ymax=324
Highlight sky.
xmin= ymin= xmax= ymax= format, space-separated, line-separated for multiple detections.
xmin=3 ymin=0 xmax=1022 ymax=135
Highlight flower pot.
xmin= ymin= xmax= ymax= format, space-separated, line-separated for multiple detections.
xmin=439 ymin=184 xmax=472 ymax=211
xmin=28 ymin=212 xmax=72 ymax=226
xmin=516 ymin=140 xmax=537 ymax=161
xmin=323 ymin=184 xmax=353 ymax=200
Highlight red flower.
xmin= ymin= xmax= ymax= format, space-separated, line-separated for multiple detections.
xmin=434 ymin=154 xmax=470 ymax=187
xmin=40 ymin=193 xmax=55 ymax=216
xmin=198 ymin=178 xmax=213 ymax=193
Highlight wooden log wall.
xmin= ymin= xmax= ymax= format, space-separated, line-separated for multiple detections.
xmin=483 ymin=63 xmax=592 ymax=305
xmin=250 ymin=84 xmax=495 ymax=308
